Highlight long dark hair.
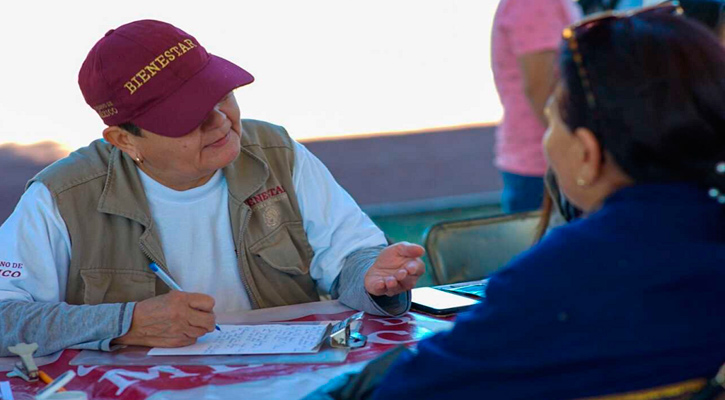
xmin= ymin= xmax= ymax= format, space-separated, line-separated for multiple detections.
xmin=558 ymin=12 xmax=725 ymax=195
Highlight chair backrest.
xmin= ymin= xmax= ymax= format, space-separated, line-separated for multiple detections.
xmin=578 ymin=378 xmax=722 ymax=400
xmin=423 ymin=211 xmax=541 ymax=285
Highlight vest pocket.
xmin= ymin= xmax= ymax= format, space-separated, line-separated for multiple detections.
xmin=249 ymin=221 xmax=313 ymax=276
xmin=80 ymin=269 xmax=157 ymax=305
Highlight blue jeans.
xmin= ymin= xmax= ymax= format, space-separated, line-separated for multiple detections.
xmin=500 ymin=171 xmax=544 ymax=214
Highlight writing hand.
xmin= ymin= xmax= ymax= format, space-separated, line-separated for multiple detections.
xmin=113 ymin=291 xmax=217 ymax=348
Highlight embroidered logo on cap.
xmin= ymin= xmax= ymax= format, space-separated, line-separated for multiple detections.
xmin=123 ymin=39 xmax=199 ymax=95
xmin=92 ymin=101 xmax=118 ymax=119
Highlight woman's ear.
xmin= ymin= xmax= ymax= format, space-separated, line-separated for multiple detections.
xmin=103 ymin=126 xmax=141 ymax=159
xmin=573 ymin=127 xmax=604 ymax=185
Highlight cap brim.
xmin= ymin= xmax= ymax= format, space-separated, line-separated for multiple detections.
xmin=132 ymin=55 xmax=254 ymax=138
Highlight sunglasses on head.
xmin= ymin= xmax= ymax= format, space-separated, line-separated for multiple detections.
xmin=561 ymin=1 xmax=684 ymax=112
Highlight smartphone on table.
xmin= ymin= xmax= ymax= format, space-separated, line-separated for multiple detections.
xmin=411 ymin=287 xmax=481 ymax=316
xmin=435 ymin=279 xmax=489 ymax=299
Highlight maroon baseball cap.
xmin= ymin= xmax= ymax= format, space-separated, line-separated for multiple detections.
xmin=78 ymin=19 xmax=254 ymax=138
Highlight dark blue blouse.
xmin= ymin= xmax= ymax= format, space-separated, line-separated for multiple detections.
xmin=374 ymin=183 xmax=725 ymax=400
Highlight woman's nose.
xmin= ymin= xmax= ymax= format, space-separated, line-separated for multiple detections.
xmin=200 ymin=105 xmax=227 ymax=131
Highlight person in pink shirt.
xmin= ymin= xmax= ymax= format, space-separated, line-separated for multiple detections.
xmin=492 ymin=0 xmax=581 ymax=213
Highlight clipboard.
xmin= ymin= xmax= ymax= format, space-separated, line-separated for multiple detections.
xmin=70 ymin=314 xmax=367 ymax=366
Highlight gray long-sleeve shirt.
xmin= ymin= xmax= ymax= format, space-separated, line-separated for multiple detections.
xmin=0 ymin=246 xmax=408 ymax=357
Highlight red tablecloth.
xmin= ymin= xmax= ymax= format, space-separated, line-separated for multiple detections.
xmin=9 ymin=310 xmax=450 ymax=400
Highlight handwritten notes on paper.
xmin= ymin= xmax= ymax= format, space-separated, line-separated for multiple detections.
xmin=148 ymin=324 xmax=330 ymax=356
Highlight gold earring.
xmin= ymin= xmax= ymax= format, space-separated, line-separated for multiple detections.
xmin=135 ymin=156 xmax=143 ymax=164
xmin=576 ymin=177 xmax=587 ymax=186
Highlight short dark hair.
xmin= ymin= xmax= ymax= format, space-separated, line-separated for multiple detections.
xmin=119 ymin=122 xmax=143 ymax=137
xmin=558 ymin=13 xmax=725 ymax=191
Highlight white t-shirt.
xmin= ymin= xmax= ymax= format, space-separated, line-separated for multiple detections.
xmin=0 ymin=140 xmax=387 ymax=313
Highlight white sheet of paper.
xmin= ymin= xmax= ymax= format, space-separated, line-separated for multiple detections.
xmin=148 ymin=324 xmax=329 ymax=356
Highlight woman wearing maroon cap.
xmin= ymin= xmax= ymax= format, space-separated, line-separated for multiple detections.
xmin=0 ymin=20 xmax=425 ymax=355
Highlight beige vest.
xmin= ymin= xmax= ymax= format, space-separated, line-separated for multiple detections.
xmin=29 ymin=120 xmax=319 ymax=309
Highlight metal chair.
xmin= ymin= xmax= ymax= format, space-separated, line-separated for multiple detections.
xmin=423 ymin=211 xmax=541 ymax=285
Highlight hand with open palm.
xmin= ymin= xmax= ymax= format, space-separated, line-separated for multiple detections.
xmin=364 ymin=242 xmax=426 ymax=297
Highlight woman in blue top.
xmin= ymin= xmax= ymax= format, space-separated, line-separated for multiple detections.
xmin=373 ymin=4 xmax=725 ymax=400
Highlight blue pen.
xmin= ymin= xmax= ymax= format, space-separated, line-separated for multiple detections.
xmin=148 ymin=262 xmax=221 ymax=331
